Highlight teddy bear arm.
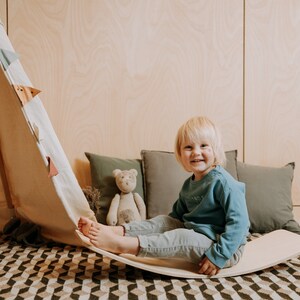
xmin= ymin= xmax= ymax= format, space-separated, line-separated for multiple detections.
xmin=106 ymin=194 xmax=120 ymax=225
xmin=133 ymin=193 xmax=146 ymax=220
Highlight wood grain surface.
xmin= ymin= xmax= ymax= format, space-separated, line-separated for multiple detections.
xmin=245 ymin=0 xmax=300 ymax=204
xmin=8 ymin=0 xmax=243 ymax=188
xmin=0 ymin=0 xmax=6 ymax=29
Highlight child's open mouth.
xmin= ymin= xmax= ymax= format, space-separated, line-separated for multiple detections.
xmin=191 ymin=159 xmax=204 ymax=163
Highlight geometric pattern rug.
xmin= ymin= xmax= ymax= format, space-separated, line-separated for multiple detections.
xmin=0 ymin=235 xmax=299 ymax=300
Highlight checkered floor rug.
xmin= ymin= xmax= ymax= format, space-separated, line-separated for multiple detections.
xmin=0 ymin=236 xmax=299 ymax=300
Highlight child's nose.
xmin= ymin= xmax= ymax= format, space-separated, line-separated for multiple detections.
xmin=192 ymin=146 xmax=202 ymax=155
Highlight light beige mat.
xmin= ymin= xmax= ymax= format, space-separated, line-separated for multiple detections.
xmin=77 ymin=229 xmax=300 ymax=278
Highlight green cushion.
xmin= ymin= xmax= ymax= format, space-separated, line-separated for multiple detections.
xmin=141 ymin=150 xmax=238 ymax=219
xmin=237 ymin=161 xmax=300 ymax=234
xmin=85 ymin=152 xmax=144 ymax=224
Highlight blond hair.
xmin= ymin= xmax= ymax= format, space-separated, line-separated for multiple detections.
xmin=175 ymin=116 xmax=226 ymax=167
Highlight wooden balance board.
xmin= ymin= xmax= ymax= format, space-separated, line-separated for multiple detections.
xmin=77 ymin=229 xmax=300 ymax=278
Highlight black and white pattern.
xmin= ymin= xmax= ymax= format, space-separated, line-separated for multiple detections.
xmin=0 ymin=236 xmax=299 ymax=300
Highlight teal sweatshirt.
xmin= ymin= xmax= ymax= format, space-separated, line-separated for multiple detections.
xmin=169 ymin=165 xmax=250 ymax=268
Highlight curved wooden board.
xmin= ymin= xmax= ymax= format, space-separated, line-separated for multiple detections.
xmin=77 ymin=229 xmax=300 ymax=278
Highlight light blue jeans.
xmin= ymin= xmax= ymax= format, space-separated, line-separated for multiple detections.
xmin=123 ymin=215 xmax=244 ymax=268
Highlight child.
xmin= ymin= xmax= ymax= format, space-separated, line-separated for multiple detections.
xmin=78 ymin=116 xmax=250 ymax=276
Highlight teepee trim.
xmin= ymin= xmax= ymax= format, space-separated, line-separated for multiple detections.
xmin=46 ymin=156 xmax=59 ymax=177
xmin=12 ymin=84 xmax=41 ymax=106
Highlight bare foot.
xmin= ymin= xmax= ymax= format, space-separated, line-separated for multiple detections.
xmin=78 ymin=216 xmax=124 ymax=237
xmin=78 ymin=216 xmax=99 ymax=236
xmin=87 ymin=223 xmax=139 ymax=255
xmin=87 ymin=222 xmax=119 ymax=252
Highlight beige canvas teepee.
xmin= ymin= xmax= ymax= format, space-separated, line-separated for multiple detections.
xmin=0 ymin=21 xmax=95 ymax=246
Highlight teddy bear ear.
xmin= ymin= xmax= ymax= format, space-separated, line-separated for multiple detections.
xmin=112 ymin=169 xmax=121 ymax=177
xmin=129 ymin=169 xmax=138 ymax=176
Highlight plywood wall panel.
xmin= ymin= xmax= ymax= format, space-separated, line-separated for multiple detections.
xmin=8 ymin=0 xmax=243 ymax=187
xmin=0 ymin=0 xmax=6 ymax=29
xmin=245 ymin=0 xmax=300 ymax=205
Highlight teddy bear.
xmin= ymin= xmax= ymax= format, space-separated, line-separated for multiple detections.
xmin=106 ymin=169 xmax=146 ymax=226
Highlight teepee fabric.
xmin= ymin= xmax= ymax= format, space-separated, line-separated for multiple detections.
xmin=0 ymin=48 xmax=18 ymax=70
xmin=0 ymin=21 xmax=95 ymax=246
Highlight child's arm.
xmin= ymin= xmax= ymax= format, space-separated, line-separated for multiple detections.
xmin=204 ymin=181 xmax=249 ymax=269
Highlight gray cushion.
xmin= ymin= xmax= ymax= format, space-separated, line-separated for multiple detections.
xmin=237 ymin=161 xmax=300 ymax=234
xmin=85 ymin=152 xmax=144 ymax=224
xmin=141 ymin=150 xmax=238 ymax=219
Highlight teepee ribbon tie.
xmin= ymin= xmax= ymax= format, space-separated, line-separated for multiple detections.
xmin=46 ymin=156 xmax=59 ymax=178
xmin=0 ymin=48 xmax=19 ymax=70
xmin=12 ymin=85 xmax=41 ymax=105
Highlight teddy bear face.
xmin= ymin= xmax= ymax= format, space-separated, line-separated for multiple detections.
xmin=114 ymin=170 xmax=137 ymax=193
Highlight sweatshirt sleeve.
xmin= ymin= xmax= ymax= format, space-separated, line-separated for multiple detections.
xmin=204 ymin=181 xmax=250 ymax=268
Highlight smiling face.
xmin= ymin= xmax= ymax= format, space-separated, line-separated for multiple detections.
xmin=175 ymin=116 xmax=225 ymax=180
xmin=180 ymin=138 xmax=216 ymax=181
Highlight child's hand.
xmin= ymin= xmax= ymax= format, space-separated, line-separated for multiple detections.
xmin=199 ymin=256 xmax=220 ymax=276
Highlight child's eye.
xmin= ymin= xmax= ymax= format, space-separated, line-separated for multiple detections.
xmin=201 ymin=144 xmax=208 ymax=148
xmin=184 ymin=145 xmax=192 ymax=150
